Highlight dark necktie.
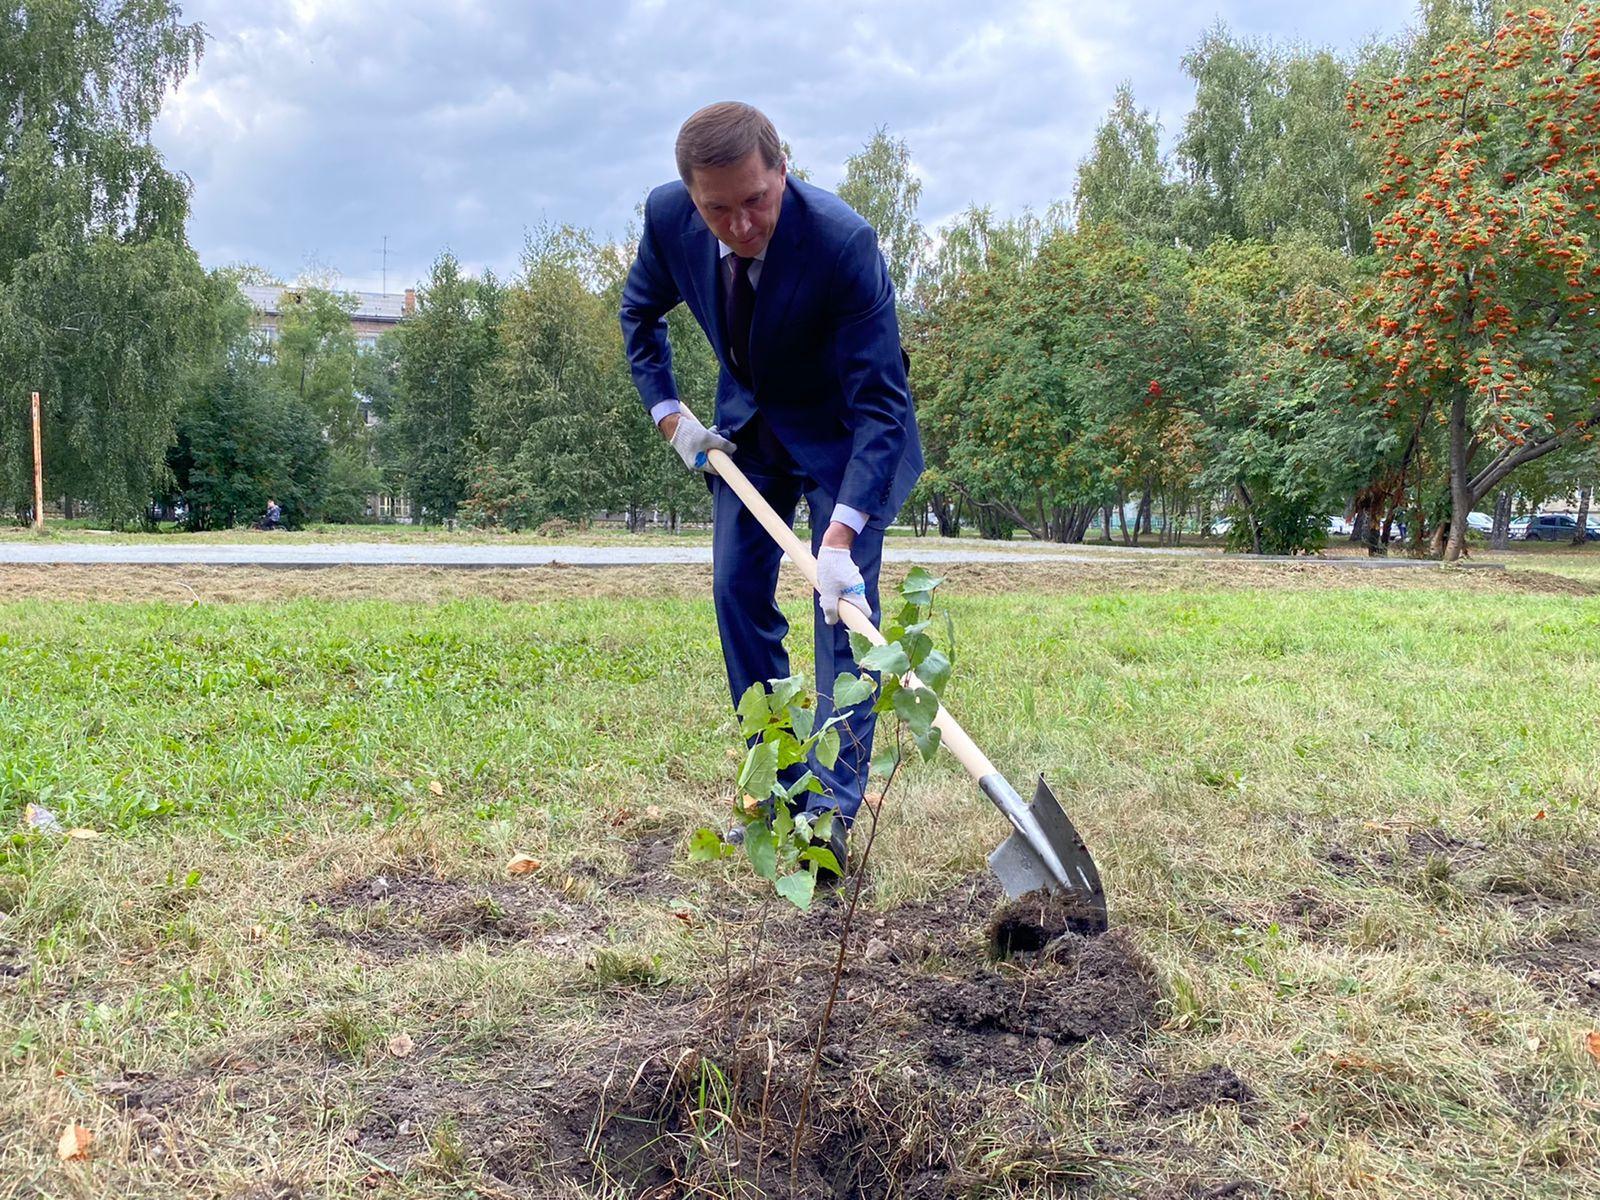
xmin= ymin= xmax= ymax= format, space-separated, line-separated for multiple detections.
xmin=725 ymin=254 xmax=755 ymax=379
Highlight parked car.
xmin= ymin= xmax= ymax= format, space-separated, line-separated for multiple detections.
xmin=1509 ymin=516 xmax=1532 ymax=540
xmin=1327 ymin=515 xmax=1355 ymax=536
xmin=1523 ymin=513 xmax=1599 ymax=541
xmin=1466 ymin=511 xmax=1494 ymax=534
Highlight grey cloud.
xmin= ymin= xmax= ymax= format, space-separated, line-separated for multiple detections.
xmin=156 ymin=0 xmax=1409 ymax=293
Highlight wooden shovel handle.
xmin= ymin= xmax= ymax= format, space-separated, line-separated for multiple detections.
xmin=686 ymin=415 xmax=1000 ymax=786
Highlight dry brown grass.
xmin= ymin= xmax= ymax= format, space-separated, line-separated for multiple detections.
xmin=0 ymin=555 xmax=1592 ymax=607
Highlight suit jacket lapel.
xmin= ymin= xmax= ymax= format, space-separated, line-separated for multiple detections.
xmin=748 ymin=183 xmax=803 ymax=387
xmin=681 ymin=218 xmax=729 ymax=365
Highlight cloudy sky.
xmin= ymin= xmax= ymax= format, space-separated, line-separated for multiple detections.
xmin=152 ymin=0 xmax=1412 ymax=295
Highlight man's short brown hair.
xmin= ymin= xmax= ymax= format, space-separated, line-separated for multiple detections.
xmin=675 ymin=102 xmax=783 ymax=186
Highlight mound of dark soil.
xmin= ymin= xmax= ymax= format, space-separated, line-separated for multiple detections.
xmin=351 ymin=877 xmax=1161 ymax=1198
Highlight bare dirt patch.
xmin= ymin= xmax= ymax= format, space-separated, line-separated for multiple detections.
xmin=1126 ymin=1064 xmax=1257 ymax=1116
xmin=1273 ymin=887 xmax=1352 ymax=935
xmin=1320 ymin=825 xmax=1600 ymax=911
xmin=313 ymin=872 xmax=606 ymax=959
xmin=1499 ymin=930 xmax=1600 ymax=1007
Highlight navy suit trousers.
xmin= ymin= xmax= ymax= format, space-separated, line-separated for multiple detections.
xmin=710 ymin=417 xmax=883 ymax=825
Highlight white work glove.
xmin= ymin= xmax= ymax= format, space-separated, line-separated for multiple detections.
xmin=816 ymin=546 xmax=870 ymax=626
xmin=667 ymin=411 xmax=735 ymax=474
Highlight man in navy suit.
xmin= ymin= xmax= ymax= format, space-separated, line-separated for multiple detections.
xmin=620 ymin=101 xmax=923 ymax=879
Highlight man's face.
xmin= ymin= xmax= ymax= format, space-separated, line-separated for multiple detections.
xmin=686 ymin=151 xmax=787 ymax=258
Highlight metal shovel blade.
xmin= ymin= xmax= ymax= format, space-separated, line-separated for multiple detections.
xmin=983 ymin=774 xmax=1108 ymax=932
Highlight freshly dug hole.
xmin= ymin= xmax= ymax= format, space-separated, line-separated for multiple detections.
xmin=987 ymin=887 xmax=1112 ymax=957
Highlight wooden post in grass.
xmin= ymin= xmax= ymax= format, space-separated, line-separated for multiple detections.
xmin=30 ymin=391 xmax=44 ymax=530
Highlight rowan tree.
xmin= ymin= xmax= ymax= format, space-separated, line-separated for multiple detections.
xmin=1354 ymin=3 xmax=1600 ymax=559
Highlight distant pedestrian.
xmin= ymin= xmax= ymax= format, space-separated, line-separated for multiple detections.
xmin=257 ymin=498 xmax=283 ymax=531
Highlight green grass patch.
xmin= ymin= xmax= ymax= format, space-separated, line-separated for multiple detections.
xmin=0 ymin=582 xmax=1596 ymax=1197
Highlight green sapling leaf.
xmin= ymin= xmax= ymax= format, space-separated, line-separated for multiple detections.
xmin=816 ymin=727 xmax=840 ymax=770
xmin=859 ymin=642 xmax=911 ymax=676
xmin=903 ymin=630 xmax=933 ymax=669
xmin=911 ymin=722 xmax=943 ymax=762
xmin=744 ymin=825 xmax=778 ymax=880
xmin=788 ymin=704 xmax=814 ymax=740
xmin=801 ymin=846 xmax=841 ymax=876
xmin=775 ymin=732 xmax=809 ymax=770
xmin=736 ymin=683 xmax=770 ymax=737
xmin=688 ymin=827 xmax=732 ymax=861
xmin=848 ymin=630 xmax=874 ymax=663
xmin=809 ymin=811 xmax=834 ymax=842
xmin=775 ymin=870 xmax=816 ymax=911
xmin=892 ymin=683 xmax=939 ymax=736
xmin=919 ymin=649 xmax=952 ymax=697
xmin=782 ymin=771 xmax=819 ymax=802
xmin=737 ymin=741 xmax=779 ymax=803
xmin=902 ymin=567 xmax=944 ymax=606
xmin=769 ymin=675 xmax=806 ymax=710
xmin=832 ymin=672 xmax=875 ymax=708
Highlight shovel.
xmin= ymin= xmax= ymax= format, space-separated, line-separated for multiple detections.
xmin=688 ymin=410 xmax=1109 ymax=930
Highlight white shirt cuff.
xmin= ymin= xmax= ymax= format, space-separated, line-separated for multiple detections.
xmin=829 ymin=503 xmax=869 ymax=533
xmin=650 ymin=399 xmax=682 ymax=426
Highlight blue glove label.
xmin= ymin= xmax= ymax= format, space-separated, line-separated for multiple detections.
xmin=694 ymin=451 xmax=707 ymax=469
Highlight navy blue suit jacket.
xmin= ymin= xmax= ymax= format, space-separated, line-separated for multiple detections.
xmin=619 ymin=178 xmax=923 ymax=526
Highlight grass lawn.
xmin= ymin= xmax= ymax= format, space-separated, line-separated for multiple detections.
xmin=0 ymin=563 xmax=1596 ymax=1198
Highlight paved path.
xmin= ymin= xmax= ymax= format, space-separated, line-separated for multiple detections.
xmin=0 ymin=541 xmax=1495 ymax=569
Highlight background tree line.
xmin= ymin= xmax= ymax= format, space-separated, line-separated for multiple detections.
xmin=2 ymin=0 xmax=1596 ymax=555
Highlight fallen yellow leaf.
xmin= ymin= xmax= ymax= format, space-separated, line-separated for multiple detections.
xmin=388 ymin=1033 xmax=416 ymax=1059
xmin=644 ymin=804 xmax=662 ymax=820
xmin=248 ymin=924 xmax=269 ymax=942
xmin=428 ymin=780 xmax=445 ymax=796
xmin=56 ymin=1124 xmax=93 ymax=1161
xmin=1586 ymin=1031 xmax=1600 ymax=1063
xmin=506 ymin=854 xmax=541 ymax=875
xmin=65 ymin=828 xmax=102 ymax=841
